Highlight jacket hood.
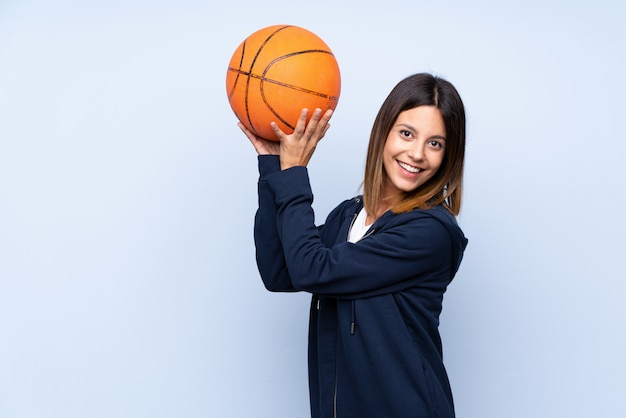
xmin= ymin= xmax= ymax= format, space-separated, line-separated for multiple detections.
xmin=346 ymin=197 xmax=468 ymax=282
xmin=420 ymin=205 xmax=468 ymax=281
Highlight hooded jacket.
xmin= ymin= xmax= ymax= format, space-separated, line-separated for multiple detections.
xmin=254 ymin=156 xmax=468 ymax=418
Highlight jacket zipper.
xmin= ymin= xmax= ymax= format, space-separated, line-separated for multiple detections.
xmin=348 ymin=208 xmax=376 ymax=243
xmin=336 ymin=199 xmax=368 ymax=417
xmin=333 ymin=355 xmax=338 ymax=418
xmin=357 ymin=228 xmax=375 ymax=242
xmin=347 ymin=212 xmax=358 ymax=241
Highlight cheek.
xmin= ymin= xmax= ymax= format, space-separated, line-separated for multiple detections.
xmin=431 ymin=150 xmax=445 ymax=170
xmin=382 ymin=144 xmax=394 ymax=170
xmin=381 ymin=159 xmax=391 ymax=180
xmin=434 ymin=156 xmax=444 ymax=171
xmin=429 ymin=157 xmax=446 ymax=181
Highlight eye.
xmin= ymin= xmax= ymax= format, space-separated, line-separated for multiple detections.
xmin=399 ymin=129 xmax=412 ymax=139
xmin=428 ymin=139 xmax=445 ymax=149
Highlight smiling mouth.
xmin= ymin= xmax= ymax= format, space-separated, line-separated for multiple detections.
xmin=398 ymin=161 xmax=422 ymax=174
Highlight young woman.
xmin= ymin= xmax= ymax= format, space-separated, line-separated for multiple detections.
xmin=239 ymin=73 xmax=468 ymax=418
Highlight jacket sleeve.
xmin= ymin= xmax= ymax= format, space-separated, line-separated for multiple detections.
xmin=254 ymin=155 xmax=297 ymax=292
xmin=267 ymin=166 xmax=454 ymax=298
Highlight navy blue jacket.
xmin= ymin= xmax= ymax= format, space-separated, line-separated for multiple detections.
xmin=254 ymin=156 xmax=468 ymax=418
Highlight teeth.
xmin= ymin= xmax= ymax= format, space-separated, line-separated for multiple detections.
xmin=398 ymin=161 xmax=421 ymax=173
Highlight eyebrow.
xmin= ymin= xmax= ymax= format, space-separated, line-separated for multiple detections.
xmin=396 ymin=123 xmax=447 ymax=141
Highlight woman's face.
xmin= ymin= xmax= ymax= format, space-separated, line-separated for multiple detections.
xmin=382 ymin=105 xmax=446 ymax=197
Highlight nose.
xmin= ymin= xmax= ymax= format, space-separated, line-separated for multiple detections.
xmin=407 ymin=142 xmax=425 ymax=161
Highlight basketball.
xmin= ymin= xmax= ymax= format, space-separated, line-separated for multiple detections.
xmin=226 ymin=25 xmax=341 ymax=141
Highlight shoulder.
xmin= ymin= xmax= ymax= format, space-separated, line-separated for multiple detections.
xmin=318 ymin=195 xmax=362 ymax=236
xmin=380 ymin=205 xmax=466 ymax=244
xmin=419 ymin=205 xmax=461 ymax=227
xmin=399 ymin=205 xmax=459 ymax=228
xmin=405 ymin=206 xmax=468 ymax=256
xmin=379 ymin=205 xmax=450 ymax=225
xmin=326 ymin=195 xmax=363 ymax=220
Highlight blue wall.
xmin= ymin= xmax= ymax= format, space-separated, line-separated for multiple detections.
xmin=1 ymin=1 xmax=624 ymax=417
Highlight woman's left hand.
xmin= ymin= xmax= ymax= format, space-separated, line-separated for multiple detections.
xmin=272 ymin=108 xmax=333 ymax=170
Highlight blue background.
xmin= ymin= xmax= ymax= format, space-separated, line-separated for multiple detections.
xmin=1 ymin=1 xmax=625 ymax=417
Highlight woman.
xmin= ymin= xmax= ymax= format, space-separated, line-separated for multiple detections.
xmin=239 ymin=73 xmax=468 ymax=418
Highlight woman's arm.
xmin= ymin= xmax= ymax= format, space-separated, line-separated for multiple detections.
xmin=240 ymin=108 xmax=334 ymax=292
xmin=254 ymin=155 xmax=296 ymax=291
xmin=268 ymin=167 xmax=459 ymax=298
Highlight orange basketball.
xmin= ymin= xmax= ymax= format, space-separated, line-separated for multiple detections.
xmin=226 ymin=25 xmax=341 ymax=141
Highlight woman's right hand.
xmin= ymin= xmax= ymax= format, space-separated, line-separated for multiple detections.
xmin=273 ymin=108 xmax=333 ymax=170
xmin=238 ymin=122 xmax=281 ymax=156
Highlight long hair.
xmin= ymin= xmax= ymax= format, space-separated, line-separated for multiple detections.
xmin=362 ymin=73 xmax=466 ymax=217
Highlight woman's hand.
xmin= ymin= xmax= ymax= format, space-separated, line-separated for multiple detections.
xmin=238 ymin=122 xmax=281 ymax=156
xmin=273 ymin=108 xmax=333 ymax=170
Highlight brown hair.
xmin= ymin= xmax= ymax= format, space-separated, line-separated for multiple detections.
xmin=362 ymin=73 xmax=466 ymax=217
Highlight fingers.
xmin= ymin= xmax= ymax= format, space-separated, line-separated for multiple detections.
xmin=238 ymin=121 xmax=264 ymax=150
xmin=239 ymin=121 xmax=280 ymax=155
xmin=294 ymin=108 xmax=310 ymax=136
xmin=316 ymin=109 xmax=333 ymax=141
xmin=271 ymin=107 xmax=333 ymax=142
xmin=308 ymin=108 xmax=332 ymax=144
xmin=273 ymin=108 xmax=334 ymax=169
xmin=270 ymin=121 xmax=287 ymax=141
xmin=291 ymin=108 xmax=333 ymax=140
xmin=238 ymin=122 xmax=256 ymax=143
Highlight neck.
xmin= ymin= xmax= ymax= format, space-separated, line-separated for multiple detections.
xmin=366 ymin=201 xmax=391 ymax=224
